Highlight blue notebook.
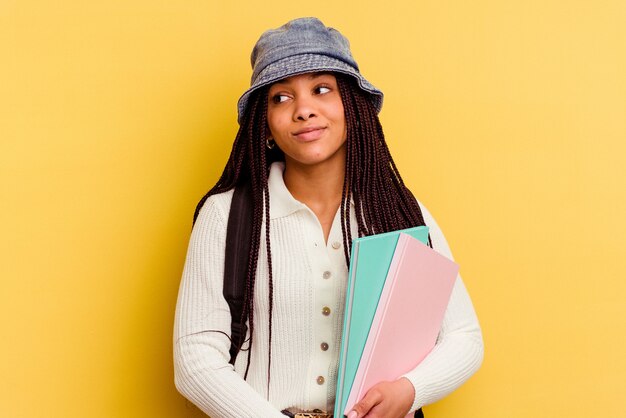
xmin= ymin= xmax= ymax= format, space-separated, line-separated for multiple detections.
xmin=334 ymin=226 xmax=430 ymax=416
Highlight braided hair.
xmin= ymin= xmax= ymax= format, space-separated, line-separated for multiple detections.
xmin=192 ymin=74 xmax=427 ymax=388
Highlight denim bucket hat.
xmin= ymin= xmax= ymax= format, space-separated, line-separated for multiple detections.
xmin=236 ymin=17 xmax=384 ymax=124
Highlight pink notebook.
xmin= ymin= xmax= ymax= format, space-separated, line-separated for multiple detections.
xmin=344 ymin=233 xmax=459 ymax=416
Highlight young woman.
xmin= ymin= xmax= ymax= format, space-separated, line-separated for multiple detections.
xmin=174 ymin=17 xmax=483 ymax=418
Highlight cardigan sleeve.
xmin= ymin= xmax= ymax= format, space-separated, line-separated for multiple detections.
xmin=401 ymin=202 xmax=484 ymax=412
xmin=173 ymin=194 xmax=285 ymax=418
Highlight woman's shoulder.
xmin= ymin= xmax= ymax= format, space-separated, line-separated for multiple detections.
xmin=193 ymin=189 xmax=235 ymax=230
xmin=415 ymin=198 xmax=455 ymax=261
xmin=415 ymin=198 xmax=435 ymax=228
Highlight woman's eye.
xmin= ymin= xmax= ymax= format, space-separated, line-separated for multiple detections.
xmin=271 ymin=94 xmax=289 ymax=104
xmin=316 ymin=86 xmax=331 ymax=94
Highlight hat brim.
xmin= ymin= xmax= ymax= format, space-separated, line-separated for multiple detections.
xmin=236 ymin=53 xmax=383 ymax=124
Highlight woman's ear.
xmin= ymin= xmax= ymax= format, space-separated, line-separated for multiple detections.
xmin=265 ymin=124 xmax=275 ymax=142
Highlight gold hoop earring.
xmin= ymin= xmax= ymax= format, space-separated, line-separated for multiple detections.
xmin=266 ymin=137 xmax=275 ymax=149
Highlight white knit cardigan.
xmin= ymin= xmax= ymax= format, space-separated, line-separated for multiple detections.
xmin=174 ymin=162 xmax=484 ymax=418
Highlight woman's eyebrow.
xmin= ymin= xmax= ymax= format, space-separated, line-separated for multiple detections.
xmin=273 ymin=72 xmax=333 ymax=87
xmin=308 ymin=72 xmax=333 ymax=79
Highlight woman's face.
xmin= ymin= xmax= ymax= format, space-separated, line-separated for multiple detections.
xmin=267 ymin=72 xmax=346 ymax=171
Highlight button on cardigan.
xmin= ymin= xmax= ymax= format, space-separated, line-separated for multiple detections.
xmin=174 ymin=162 xmax=483 ymax=418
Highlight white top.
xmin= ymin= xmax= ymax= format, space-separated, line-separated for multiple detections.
xmin=174 ymin=162 xmax=483 ymax=418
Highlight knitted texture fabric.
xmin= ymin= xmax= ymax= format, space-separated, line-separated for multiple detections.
xmin=173 ymin=162 xmax=483 ymax=418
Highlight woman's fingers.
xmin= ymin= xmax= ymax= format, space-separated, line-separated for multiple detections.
xmin=347 ymin=386 xmax=384 ymax=418
xmin=346 ymin=378 xmax=415 ymax=418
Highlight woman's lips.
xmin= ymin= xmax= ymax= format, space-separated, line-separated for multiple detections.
xmin=292 ymin=126 xmax=326 ymax=141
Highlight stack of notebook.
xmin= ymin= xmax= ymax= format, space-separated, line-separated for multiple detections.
xmin=334 ymin=226 xmax=459 ymax=418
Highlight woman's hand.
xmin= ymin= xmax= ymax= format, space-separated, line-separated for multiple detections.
xmin=346 ymin=377 xmax=415 ymax=418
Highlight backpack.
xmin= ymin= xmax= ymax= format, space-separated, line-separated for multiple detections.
xmin=223 ymin=183 xmax=424 ymax=418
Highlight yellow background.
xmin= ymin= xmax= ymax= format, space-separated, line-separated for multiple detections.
xmin=1 ymin=1 xmax=625 ymax=417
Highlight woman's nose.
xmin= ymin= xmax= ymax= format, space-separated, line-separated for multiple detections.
xmin=293 ymin=95 xmax=317 ymax=121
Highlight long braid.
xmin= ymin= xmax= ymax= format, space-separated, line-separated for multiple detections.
xmin=192 ymin=87 xmax=279 ymax=384
xmin=337 ymin=75 xmax=428 ymax=265
xmin=192 ymin=74 xmax=428 ymax=396
xmin=242 ymin=89 xmax=264 ymax=380
xmin=258 ymin=96 xmax=275 ymax=394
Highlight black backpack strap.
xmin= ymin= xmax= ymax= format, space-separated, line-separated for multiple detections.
xmin=224 ymin=182 xmax=253 ymax=365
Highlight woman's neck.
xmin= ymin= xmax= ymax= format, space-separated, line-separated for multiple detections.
xmin=282 ymin=160 xmax=345 ymax=242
